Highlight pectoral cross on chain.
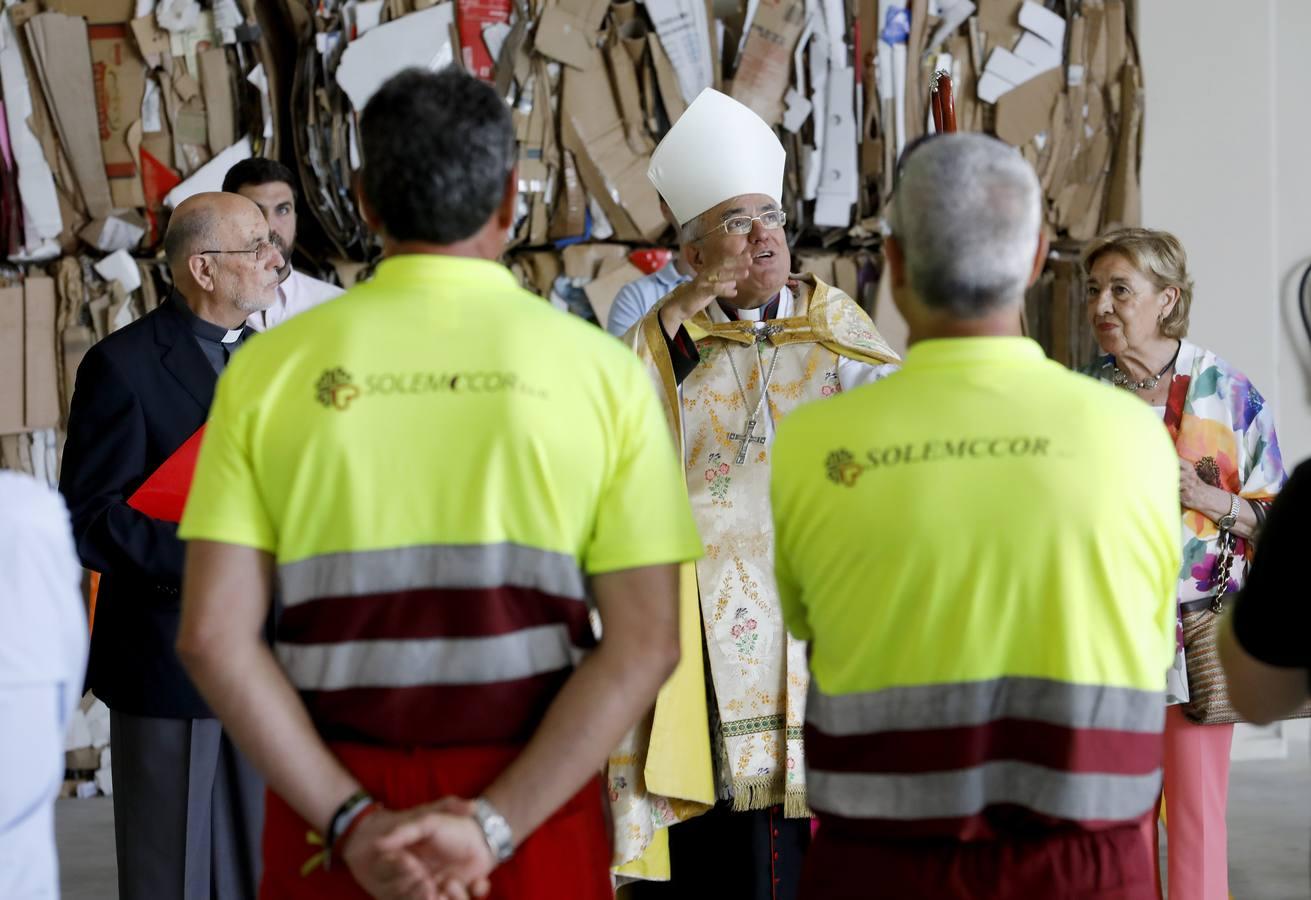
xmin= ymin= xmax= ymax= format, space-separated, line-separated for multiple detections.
xmin=728 ymin=418 xmax=767 ymax=465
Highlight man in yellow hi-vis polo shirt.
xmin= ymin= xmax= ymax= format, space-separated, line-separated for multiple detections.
xmin=771 ymin=134 xmax=1180 ymax=900
xmin=174 ymin=68 xmax=703 ymax=900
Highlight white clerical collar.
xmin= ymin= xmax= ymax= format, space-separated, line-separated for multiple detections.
xmin=221 ymin=328 xmax=244 ymax=344
xmin=741 ymin=286 xmax=793 ymax=320
xmin=708 ymin=286 xmax=793 ymax=324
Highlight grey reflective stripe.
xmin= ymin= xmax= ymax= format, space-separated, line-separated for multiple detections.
xmin=278 ymin=543 xmax=586 ymax=607
xmin=276 ymin=624 xmax=586 ymax=690
xmin=806 ymin=677 xmax=1164 ymax=735
xmin=807 ymin=763 xmax=1161 ymax=822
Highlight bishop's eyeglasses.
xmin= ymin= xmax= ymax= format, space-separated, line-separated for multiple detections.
xmin=696 ymin=210 xmax=787 ymax=240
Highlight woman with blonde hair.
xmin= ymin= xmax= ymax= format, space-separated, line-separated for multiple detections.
xmin=1081 ymin=227 xmax=1287 ymax=899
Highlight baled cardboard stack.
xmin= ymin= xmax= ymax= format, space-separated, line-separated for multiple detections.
xmin=0 ymin=0 xmax=1141 ymax=442
xmin=278 ymin=0 xmax=1141 ymax=328
xmin=0 ymin=0 xmax=280 ymax=485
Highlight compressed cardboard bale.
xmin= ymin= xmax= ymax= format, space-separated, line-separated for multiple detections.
xmin=0 ymin=287 xmax=23 ymax=434
xmin=24 ymin=12 xmax=114 ymax=218
xmin=24 ymin=276 xmax=59 ymax=430
xmin=729 ymin=0 xmax=805 ymax=125
xmin=89 ymin=23 xmax=147 ymax=208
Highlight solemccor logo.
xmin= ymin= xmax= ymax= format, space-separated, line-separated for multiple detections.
xmin=316 ymin=367 xmax=361 ymax=410
xmin=825 ymin=449 xmax=864 ymax=486
xmin=315 ymin=366 xmax=548 ymax=411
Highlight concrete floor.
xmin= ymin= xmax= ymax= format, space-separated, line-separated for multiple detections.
xmin=55 ymin=742 xmax=1311 ymax=899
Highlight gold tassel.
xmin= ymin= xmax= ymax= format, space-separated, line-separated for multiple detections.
xmin=784 ymin=788 xmax=812 ymax=819
xmin=729 ymin=773 xmax=785 ymax=813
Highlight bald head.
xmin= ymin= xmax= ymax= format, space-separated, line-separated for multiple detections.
xmin=165 ymin=193 xmax=260 ymax=275
xmin=165 ymin=196 xmax=214 ymax=275
xmin=164 ymin=192 xmax=284 ymax=326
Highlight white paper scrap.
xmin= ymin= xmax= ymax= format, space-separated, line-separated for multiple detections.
xmin=781 ymin=87 xmax=812 ymax=133
xmin=213 ymin=0 xmax=242 ymax=33
xmin=927 ymin=0 xmax=974 ymax=54
xmin=164 ymin=136 xmax=253 ymax=208
xmin=642 ymin=0 xmax=714 ymax=104
xmin=1018 ymin=0 xmax=1066 ymax=49
xmin=95 ymin=250 xmax=144 ymax=294
xmin=156 ymin=0 xmax=202 ymax=33
xmin=483 ymin=22 xmax=512 ymax=64
xmin=976 ymin=71 xmax=1013 ymax=104
xmin=984 ymin=47 xmax=1040 ymax=85
xmin=141 ymin=79 xmax=163 ymax=132
xmin=336 ymin=3 xmax=455 ymax=112
xmin=1014 ymin=32 xmax=1061 ymax=70
xmin=354 ymin=0 xmax=386 ymax=37
xmin=0 ymin=13 xmax=62 ymax=251
xmin=246 ymin=63 xmax=273 ymax=138
xmin=94 ymin=216 xmax=147 ymax=253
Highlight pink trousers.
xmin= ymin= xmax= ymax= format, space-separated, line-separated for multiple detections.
xmin=1141 ymin=705 xmax=1234 ymax=900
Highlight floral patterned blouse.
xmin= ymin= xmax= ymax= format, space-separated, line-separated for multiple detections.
xmin=1083 ymin=339 xmax=1286 ymax=702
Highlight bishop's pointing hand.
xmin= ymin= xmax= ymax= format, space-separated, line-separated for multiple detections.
xmin=658 ymin=249 xmax=754 ymax=339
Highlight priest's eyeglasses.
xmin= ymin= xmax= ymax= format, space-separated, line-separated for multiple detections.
xmin=699 ymin=210 xmax=787 ymax=239
xmin=198 ymin=240 xmax=278 ymax=263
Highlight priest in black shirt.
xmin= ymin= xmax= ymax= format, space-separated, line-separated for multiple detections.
xmin=60 ymin=191 xmax=283 ymax=900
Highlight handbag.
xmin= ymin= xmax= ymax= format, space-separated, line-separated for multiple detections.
xmin=1181 ymin=528 xmax=1311 ymax=725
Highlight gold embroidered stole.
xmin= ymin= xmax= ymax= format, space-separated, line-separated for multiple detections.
xmin=684 ymin=326 xmax=829 ymax=816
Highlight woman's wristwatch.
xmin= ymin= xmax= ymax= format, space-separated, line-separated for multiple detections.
xmin=1217 ymin=492 xmax=1241 ymax=530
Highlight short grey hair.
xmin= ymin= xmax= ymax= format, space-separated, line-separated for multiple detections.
xmin=888 ymin=134 xmax=1042 ymax=317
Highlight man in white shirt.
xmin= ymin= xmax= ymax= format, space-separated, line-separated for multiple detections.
xmin=0 ymin=472 xmax=88 ymax=900
xmin=222 ymin=158 xmax=344 ymax=332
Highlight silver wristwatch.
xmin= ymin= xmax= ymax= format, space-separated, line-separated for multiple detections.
xmin=472 ymin=797 xmax=514 ymax=863
xmin=1217 ymin=493 xmax=1241 ymax=530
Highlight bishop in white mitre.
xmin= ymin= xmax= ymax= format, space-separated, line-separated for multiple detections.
xmin=608 ymin=89 xmax=901 ymax=899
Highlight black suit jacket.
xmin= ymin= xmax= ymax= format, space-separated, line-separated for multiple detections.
xmin=60 ymin=295 xmax=226 ymax=719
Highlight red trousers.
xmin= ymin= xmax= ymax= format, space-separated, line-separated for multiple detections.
xmin=260 ymin=742 xmax=613 ymax=899
xmin=801 ymin=818 xmax=1157 ymax=900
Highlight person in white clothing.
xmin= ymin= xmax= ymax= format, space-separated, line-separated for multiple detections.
xmin=0 ymin=472 xmax=88 ymax=900
xmin=222 ymin=158 xmax=344 ymax=332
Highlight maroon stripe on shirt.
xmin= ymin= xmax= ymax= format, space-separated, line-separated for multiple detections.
xmin=804 ymin=719 xmax=1163 ymax=777
xmin=804 ymin=814 xmax=1157 ymax=898
xmin=812 ymin=806 xmax=1153 ymax=843
xmin=303 ymin=669 xmax=573 ymax=747
xmin=277 ymin=586 xmax=595 ymax=648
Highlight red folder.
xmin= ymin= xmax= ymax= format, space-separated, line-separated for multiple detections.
xmin=126 ymin=425 xmax=206 ymax=523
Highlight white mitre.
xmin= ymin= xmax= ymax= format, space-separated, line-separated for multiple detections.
xmin=647 ymin=88 xmax=786 ymax=227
